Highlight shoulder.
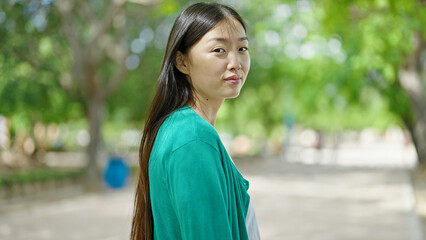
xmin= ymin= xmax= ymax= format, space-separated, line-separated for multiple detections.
xmin=156 ymin=105 xmax=220 ymax=152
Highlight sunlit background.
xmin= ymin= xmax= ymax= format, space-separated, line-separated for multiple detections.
xmin=0 ymin=0 xmax=426 ymax=239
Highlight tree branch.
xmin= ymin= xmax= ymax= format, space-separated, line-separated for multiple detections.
xmin=101 ymin=57 xmax=128 ymax=99
xmin=75 ymin=1 xmax=96 ymax=24
xmin=57 ymin=0 xmax=88 ymax=95
xmin=88 ymin=0 xmax=125 ymax=50
xmin=398 ymin=33 xmax=426 ymax=121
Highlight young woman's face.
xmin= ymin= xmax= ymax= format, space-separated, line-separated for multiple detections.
xmin=177 ymin=18 xmax=250 ymax=101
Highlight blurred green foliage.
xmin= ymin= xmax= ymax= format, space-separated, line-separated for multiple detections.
xmin=0 ymin=1 xmax=82 ymax=140
xmin=0 ymin=0 xmax=424 ymax=145
xmin=0 ymin=167 xmax=85 ymax=189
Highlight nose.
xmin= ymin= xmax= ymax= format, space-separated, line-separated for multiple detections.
xmin=227 ymin=51 xmax=241 ymax=70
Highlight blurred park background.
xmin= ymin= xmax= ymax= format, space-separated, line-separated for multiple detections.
xmin=1 ymin=0 xmax=426 ymax=239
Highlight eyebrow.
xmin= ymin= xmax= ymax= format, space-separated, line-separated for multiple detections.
xmin=208 ymin=37 xmax=249 ymax=42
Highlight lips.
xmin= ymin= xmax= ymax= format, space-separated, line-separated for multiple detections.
xmin=224 ymin=75 xmax=242 ymax=84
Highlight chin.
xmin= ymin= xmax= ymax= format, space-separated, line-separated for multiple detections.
xmin=225 ymin=91 xmax=241 ymax=99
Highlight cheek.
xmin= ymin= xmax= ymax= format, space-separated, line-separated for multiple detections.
xmin=243 ymin=56 xmax=251 ymax=74
xmin=190 ymin=55 xmax=216 ymax=73
xmin=196 ymin=57 xmax=226 ymax=76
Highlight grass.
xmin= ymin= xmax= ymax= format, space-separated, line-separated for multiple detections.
xmin=0 ymin=167 xmax=85 ymax=189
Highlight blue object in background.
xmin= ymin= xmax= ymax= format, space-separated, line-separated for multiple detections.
xmin=104 ymin=157 xmax=130 ymax=189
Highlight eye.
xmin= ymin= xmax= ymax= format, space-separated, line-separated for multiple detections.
xmin=213 ymin=48 xmax=225 ymax=53
xmin=239 ymin=47 xmax=249 ymax=52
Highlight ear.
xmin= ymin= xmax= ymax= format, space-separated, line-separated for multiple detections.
xmin=175 ymin=51 xmax=190 ymax=75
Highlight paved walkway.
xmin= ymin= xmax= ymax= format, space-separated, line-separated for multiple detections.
xmin=0 ymin=157 xmax=423 ymax=240
xmin=240 ymin=157 xmax=423 ymax=240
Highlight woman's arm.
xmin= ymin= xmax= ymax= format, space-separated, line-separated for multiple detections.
xmin=167 ymin=139 xmax=232 ymax=240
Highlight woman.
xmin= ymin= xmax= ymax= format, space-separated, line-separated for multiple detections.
xmin=131 ymin=2 xmax=260 ymax=240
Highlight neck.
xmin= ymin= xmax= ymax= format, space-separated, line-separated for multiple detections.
xmin=189 ymin=96 xmax=224 ymax=126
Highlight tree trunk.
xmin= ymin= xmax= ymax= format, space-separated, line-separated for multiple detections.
xmin=403 ymin=116 xmax=426 ymax=169
xmin=410 ymin=119 xmax=426 ymax=168
xmin=398 ymin=33 xmax=426 ymax=167
xmin=85 ymin=97 xmax=105 ymax=192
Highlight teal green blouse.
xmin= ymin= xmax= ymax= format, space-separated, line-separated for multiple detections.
xmin=149 ymin=105 xmax=251 ymax=240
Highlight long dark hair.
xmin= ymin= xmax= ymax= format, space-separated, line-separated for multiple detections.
xmin=130 ymin=2 xmax=246 ymax=240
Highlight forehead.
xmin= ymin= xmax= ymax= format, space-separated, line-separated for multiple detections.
xmin=202 ymin=18 xmax=246 ymax=41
